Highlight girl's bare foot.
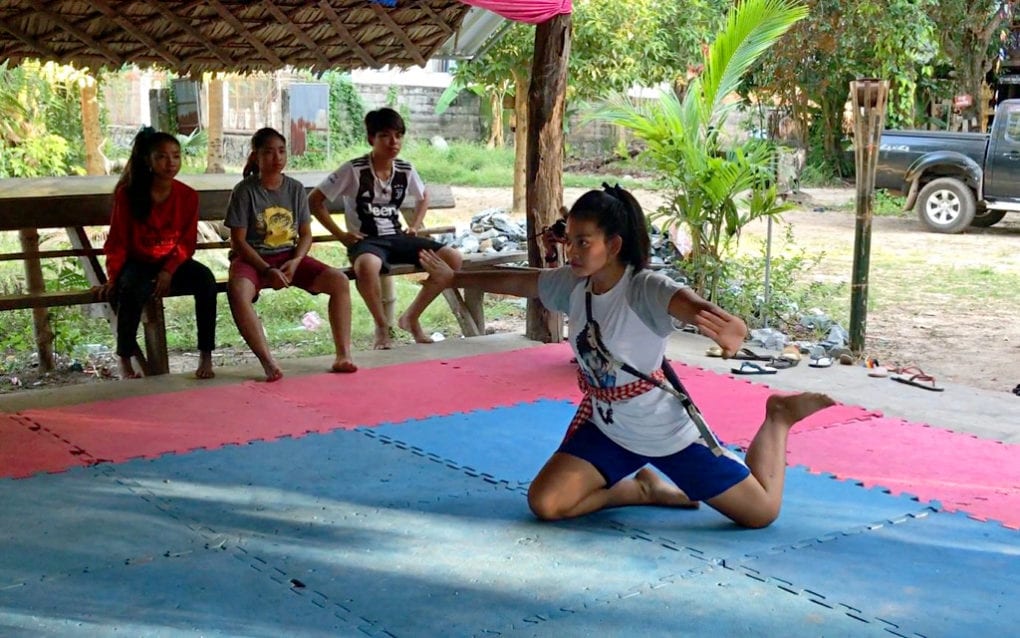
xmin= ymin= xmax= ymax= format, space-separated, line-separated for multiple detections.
xmin=635 ymin=468 xmax=700 ymax=509
xmin=331 ymin=358 xmax=358 ymax=373
xmin=117 ymin=356 xmax=141 ymax=379
xmin=373 ymin=325 xmax=394 ymax=350
xmin=195 ymin=351 xmax=215 ymax=379
xmin=765 ymin=392 xmax=836 ymax=429
xmin=397 ymin=314 xmax=433 ymax=344
xmin=256 ymin=355 xmax=283 ymax=382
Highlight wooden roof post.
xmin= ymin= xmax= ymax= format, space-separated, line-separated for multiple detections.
xmin=525 ymin=12 xmax=571 ymax=343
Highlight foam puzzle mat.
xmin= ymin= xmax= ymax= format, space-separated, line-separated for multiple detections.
xmin=1 ymin=345 xmax=1017 ymax=636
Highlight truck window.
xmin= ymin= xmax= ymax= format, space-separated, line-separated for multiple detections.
xmin=1006 ymin=109 xmax=1020 ymax=142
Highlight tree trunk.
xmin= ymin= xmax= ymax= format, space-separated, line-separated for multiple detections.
xmin=525 ymin=14 xmax=571 ymax=343
xmin=511 ymin=69 xmax=528 ymax=214
xmin=79 ymin=74 xmax=104 ymax=176
xmin=487 ymin=91 xmax=504 ymax=148
xmin=205 ymin=75 xmax=225 ymax=173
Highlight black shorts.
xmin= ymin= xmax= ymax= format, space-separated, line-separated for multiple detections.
xmin=349 ymin=234 xmax=445 ymax=273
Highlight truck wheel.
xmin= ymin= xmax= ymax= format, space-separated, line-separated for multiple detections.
xmin=916 ymin=177 xmax=976 ymax=233
xmin=970 ymin=207 xmax=1006 ymax=228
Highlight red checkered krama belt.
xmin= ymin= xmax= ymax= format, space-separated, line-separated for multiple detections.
xmin=563 ymin=367 xmax=666 ymax=443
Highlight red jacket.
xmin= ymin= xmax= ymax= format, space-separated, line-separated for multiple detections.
xmin=104 ymin=180 xmax=199 ymax=283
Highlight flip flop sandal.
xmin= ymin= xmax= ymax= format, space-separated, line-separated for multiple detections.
xmin=809 ymin=356 xmax=834 ymax=368
xmin=867 ymin=366 xmax=889 ymax=378
xmin=781 ymin=345 xmax=802 ymax=362
xmin=732 ymin=347 xmax=773 ymax=361
xmin=731 ymin=361 xmax=778 ymax=375
xmin=705 ymin=345 xmax=724 ymax=357
xmin=891 ymin=371 xmax=944 ymax=392
xmin=768 ymin=356 xmax=799 ymax=370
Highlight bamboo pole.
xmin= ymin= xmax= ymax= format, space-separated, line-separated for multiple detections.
xmin=511 ymin=69 xmax=528 ymax=214
xmin=849 ymin=79 xmax=889 ymax=355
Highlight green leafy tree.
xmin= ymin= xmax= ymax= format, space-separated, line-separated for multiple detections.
xmin=0 ymin=60 xmax=79 ymax=178
xmin=749 ymin=0 xmax=938 ymax=176
xmin=597 ymin=0 xmax=805 ymax=300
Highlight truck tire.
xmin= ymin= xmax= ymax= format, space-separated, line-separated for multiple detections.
xmin=970 ymin=207 xmax=1007 ymax=228
xmin=916 ymin=177 xmax=976 ymax=233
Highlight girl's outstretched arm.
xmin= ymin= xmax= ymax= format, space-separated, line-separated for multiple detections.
xmin=668 ymin=288 xmax=747 ymax=357
xmin=419 ymin=249 xmax=541 ymax=298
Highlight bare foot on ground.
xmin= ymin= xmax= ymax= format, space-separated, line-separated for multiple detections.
xmin=398 ymin=314 xmax=434 ymax=344
xmin=117 ymin=356 xmax=142 ymax=380
xmin=373 ymin=325 xmax=394 ymax=350
xmin=331 ymin=358 xmax=358 ymax=373
xmin=766 ymin=392 xmax=836 ymax=429
xmin=634 ymin=467 xmax=700 ymax=509
xmin=257 ymin=355 xmax=283 ymax=382
xmin=195 ymin=352 xmax=215 ymax=379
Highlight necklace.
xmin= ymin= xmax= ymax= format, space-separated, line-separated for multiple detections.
xmin=369 ymin=153 xmax=393 ymax=196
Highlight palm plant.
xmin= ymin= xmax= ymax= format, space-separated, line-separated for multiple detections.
xmin=597 ymin=0 xmax=807 ymax=300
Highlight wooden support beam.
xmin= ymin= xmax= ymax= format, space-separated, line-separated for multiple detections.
xmin=262 ymin=0 xmax=331 ymax=69
xmin=0 ymin=22 xmax=62 ymax=60
xmin=32 ymin=8 xmax=121 ymax=65
xmin=525 ymin=14 xmax=571 ymax=343
xmin=418 ymin=4 xmax=455 ymax=37
xmin=205 ymin=76 xmax=226 ymax=174
xmin=317 ymin=0 xmax=377 ymax=68
xmin=144 ymin=0 xmax=234 ymax=67
xmin=207 ymin=0 xmax=284 ymax=68
xmin=370 ymin=3 xmax=427 ymax=67
xmin=90 ymin=0 xmax=181 ymax=67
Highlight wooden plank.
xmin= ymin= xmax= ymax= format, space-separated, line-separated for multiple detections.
xmin=0 ymin=175 xmax=455 ymax=231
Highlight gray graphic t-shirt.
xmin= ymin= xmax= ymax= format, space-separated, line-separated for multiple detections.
xmin=224 ymin=174 xmax=310 ymax=256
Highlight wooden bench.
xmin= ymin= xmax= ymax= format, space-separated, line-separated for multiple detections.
xmin=0 ymin=173 xmax=527 ymax=375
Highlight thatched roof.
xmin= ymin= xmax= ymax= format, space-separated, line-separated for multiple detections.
xmin=0 ymin=1 xmax=476 ymax=73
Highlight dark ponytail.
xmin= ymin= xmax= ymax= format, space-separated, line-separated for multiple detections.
xmin=115 ymin=127 xmax=179 ymax=221
xmin=566 ymin=183 xmax=650 ymax=270
xmin=244 ymin=127 xmax=287 ymax=178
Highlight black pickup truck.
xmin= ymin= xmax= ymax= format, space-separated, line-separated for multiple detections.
xmin=876 ymin=99 xmax=1020 ymax=233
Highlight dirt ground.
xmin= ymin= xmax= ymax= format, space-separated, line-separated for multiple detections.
xmin=3 ymin=185 xmax=1018 ymax=396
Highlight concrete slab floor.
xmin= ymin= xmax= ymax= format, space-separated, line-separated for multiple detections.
xmin=1 ymin=331 xmax=1015 ymax=444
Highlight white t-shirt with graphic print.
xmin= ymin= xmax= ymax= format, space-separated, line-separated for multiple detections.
xmin=315 ymin=154 xmax=426 ymax=237
xmin=538 ymin=265 xmax=700 ymax=457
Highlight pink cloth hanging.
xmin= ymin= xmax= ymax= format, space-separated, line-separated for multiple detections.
xmin=459 ymin=0 xmax=572 ymax=24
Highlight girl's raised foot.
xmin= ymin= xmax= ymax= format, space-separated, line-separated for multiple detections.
xmin=765 ymin=392 xmax=836 ymax=429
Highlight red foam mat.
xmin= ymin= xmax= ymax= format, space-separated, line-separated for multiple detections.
xmin=0 ymin=413 xmax=90 ymax=478
xmin=788 ymin=416 xmax=1020 ymax=529
xmin=250 ymin=343 xmax=582 ymax=425
xmin=15 ymin=383 xmax=345 ymax=466
xmin=5 ymin=344 xmax=880 ymax=478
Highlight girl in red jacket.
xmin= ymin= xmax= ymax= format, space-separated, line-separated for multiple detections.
xmin=99 ymin=128 xmax=217 ymax=380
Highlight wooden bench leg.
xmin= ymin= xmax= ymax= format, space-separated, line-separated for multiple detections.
xmin=463 ymin=288 xmax=485 ymax=334
xmin=142 ymin=297 xmax=170 ymax=375
xmin=442 ymin=288 xmax=481 ymax=337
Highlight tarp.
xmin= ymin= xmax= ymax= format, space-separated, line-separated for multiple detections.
xmin=460 ymin=0 xmax=572 ymax=24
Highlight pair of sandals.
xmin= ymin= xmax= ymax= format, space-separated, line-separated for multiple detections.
xmin=722 ymin=347 xmax=801 ymax=375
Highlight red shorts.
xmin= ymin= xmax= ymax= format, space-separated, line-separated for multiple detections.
xmin=229 ymin=250 xmax=331 ymax=296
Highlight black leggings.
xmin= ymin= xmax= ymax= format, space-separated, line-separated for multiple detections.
xmin=113 ymin=258 xmax=217 ymax=358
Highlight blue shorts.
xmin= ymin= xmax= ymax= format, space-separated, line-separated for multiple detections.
xmin=558 ymin=421 xmax=751 ymax=502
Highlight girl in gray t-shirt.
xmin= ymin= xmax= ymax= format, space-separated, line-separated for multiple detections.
xmin=420 ymin=185 xmax=836 ymax=529
xmin=224 ymin=128 xmax=358 ymax=381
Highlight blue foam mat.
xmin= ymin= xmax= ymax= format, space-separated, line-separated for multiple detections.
xmin=0 ymin=467 xmax=201 ymax=587
xmin=734 ymin=509 xmax=1020 ymax=637
xmin=369 ymin=400 xmax=937 ymax=565
xmin=0 ymin=547 xmax=357 ymax=637
xmin=2 ymin=401 xmax=1017 ymax=637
